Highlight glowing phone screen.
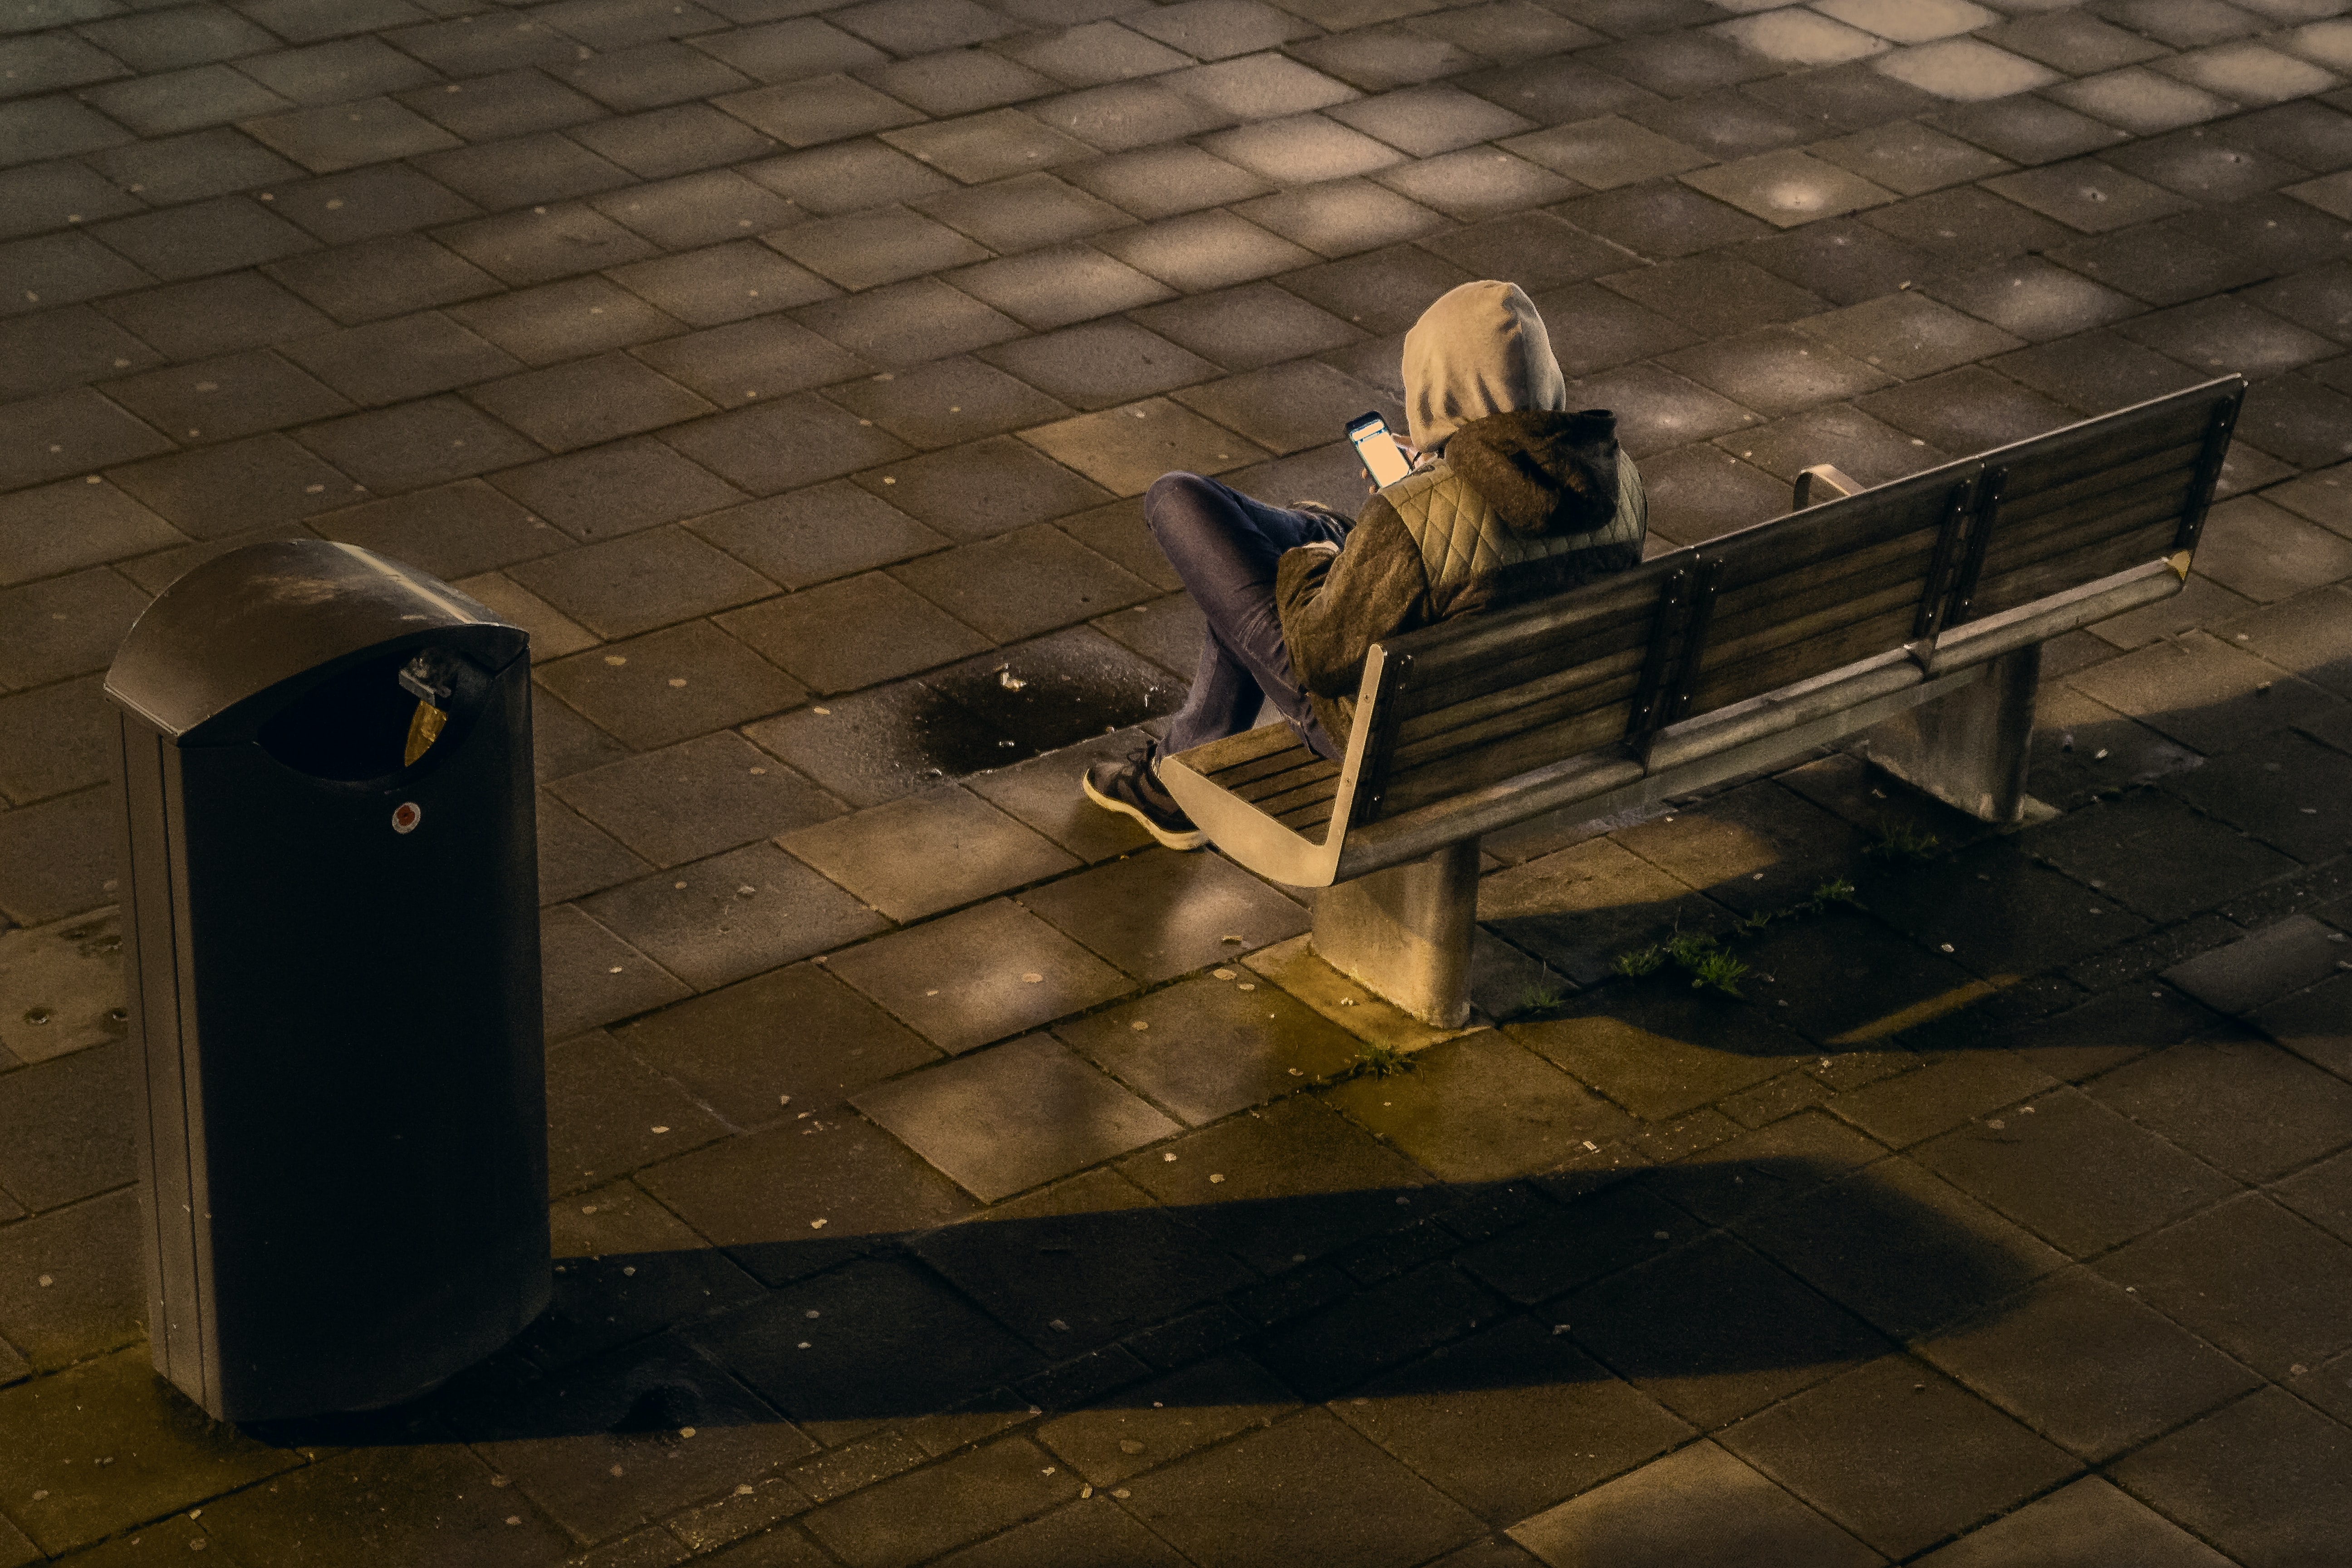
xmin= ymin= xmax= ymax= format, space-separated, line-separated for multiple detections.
xmin=1347 ymin=412 xmax=1412 ymax=489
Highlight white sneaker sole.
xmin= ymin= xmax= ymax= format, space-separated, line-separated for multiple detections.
xmin=1082 ymin=770 xmax=1209 ymax=852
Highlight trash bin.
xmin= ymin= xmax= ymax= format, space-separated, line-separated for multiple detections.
xmin=104 ymin=539 xmax=549 ymax=1422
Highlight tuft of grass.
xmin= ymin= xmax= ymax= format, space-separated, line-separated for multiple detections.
xmin=1612 ymin=869 xmax=1864 ymax=1000
xmin=1793 ymin=876 xmax=1857 ymax=915
xmin=1617 ymin=929 xmax=1754 ymax=997
xmin=1666 ymin=931 xmax=1719 ymax=969
xmin=1347 ymin=1041 xmax=1416 ymax=1079
xmin=1687 ymin=948 xmax=1749 ymax=997
xmin=1519 ymin=984 xmax=1566 ymax=1015
xmin=1735 ymin=877 xmax=1862 ymax=938
xmin=1865 ymin=823 xmax=1941 ymax=864
xmin=1614 ymin=944 xmax=1666 ymax=978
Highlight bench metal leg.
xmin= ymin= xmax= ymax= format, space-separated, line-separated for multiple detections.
xmin=1311 ymin=839 xmax=1480 ymax=1029
xmin=1859 ymin=644 xmax=2040 ymax=823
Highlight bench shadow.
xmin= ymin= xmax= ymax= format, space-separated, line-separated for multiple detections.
xmin=1478 ymin=657 xmax=2349 ymax=1051
xmin=248 ymin=1156 xmax=2045 ymax=1447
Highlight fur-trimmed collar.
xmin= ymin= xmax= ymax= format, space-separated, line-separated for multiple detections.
xmin=1442 ymin=408 xmax=1621 ymax=538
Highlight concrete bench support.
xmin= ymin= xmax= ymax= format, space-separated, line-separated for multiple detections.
xmin=1311 ymin=838 xmax=1481 ymax=1030
xmin=1858 ymin=644 xmax=2040 ymax=825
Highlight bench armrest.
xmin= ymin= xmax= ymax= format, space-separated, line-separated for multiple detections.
xmin=1791 ymin=464 xmax=1859 ymax=510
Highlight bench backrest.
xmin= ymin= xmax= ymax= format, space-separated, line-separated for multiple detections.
xmin=1952 ymin=379 xmax=2238 ymax=623
xmin=1340 ymin=375 xmax=2241 ymax=832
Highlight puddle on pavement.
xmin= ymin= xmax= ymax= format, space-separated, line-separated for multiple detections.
xmin=772 ymin=628 xmax=1187 ymax=803
xmin=909 ymin=635 xmax=1181 ymax=779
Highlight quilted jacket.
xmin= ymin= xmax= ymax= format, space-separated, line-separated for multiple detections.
xmin=1273 ymin=406 xmax=1646 ymax=754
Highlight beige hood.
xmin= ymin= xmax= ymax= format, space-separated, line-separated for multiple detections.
xmin=1401 ymin=279 xmax=1569 ymax=454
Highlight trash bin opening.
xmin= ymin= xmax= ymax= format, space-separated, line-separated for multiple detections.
xmin=258 ymin=647 xmax=486 ymax=783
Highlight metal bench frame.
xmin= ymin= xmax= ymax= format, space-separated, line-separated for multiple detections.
xmin=1160 ymin=377 xmax=2244 ymax=1027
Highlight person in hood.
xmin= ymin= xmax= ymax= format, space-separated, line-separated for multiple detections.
xmin=1084 ymin=279 xmax=1646 ymax=850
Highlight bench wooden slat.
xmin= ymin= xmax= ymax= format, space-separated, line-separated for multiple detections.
xmin=1212 ymin=746 xmax=1326 ymax=790
xmin=1388 ymin=669 xmax=1644 ymax=778
xmin=1707 ymin=572 xmax=1926 ymax=668
xmin=1977 ymin=386 xmax=2216 ymax=482
xmin=1721 ymin=523 xmax=1949 ymax=621
xmin=1968 ymin=518 xmax=2182 ymax=619
xmin=1227 ymin=753 xmax=1337 ymax=802
xmin=1992 ymin=440 xmax=2200 ymax=529
xmin=1183 ymin=723 xmax=1313 ymax=777
xmin=1392 ymin=644 xmax=1646 ymax=750
xmin=1984 ymin=470 xmax=2198 ymax=571
xmin=1376 ymin=702 xmax=1637 ymax=819
xmin=1696 ymin=460 xmax=1974 ymax=591
xmin=1255 ymin=769 xmax=1342 ymax=818
xmin=1395 ymin=603 xmax=1659 ymax=723
xmin=1376 ymin=558 xmax=1685 ymax=689
xmin=1244 ymin=777 xmax=1341 ymax=822
xmin=1978 ymin=482 xmax=2194 ymax=584
xmin=1209 ymin=743 xmax=1313 ymax=782
xmin=1688 ymin=602 xmax=1920 ymax=715
xmin=1701 ymin=530 xmax=1942 ymax=649
xmin=1687 ymin=596 xmax=1922 ymax=715
xmin=1985 ymin=482 xmax=2201 ymax=580
xmin=1994 ymin=431 xmax=2205 ymax=516
xmin=1701 ymin=507 xmax=1945 ymax=598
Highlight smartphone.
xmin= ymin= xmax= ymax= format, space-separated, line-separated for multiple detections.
xmin=1347 ymin=411 xmax=1412 ymax=489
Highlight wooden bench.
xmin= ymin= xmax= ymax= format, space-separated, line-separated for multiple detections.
xmin=1159 ymin=375 xmax=2246 ymax=1027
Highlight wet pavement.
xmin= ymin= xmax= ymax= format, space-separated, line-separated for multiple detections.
xmin=4 ymin=0 xmax=2352 ymax=1562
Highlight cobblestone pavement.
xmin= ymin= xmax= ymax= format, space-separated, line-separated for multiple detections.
xmin=4 ymin=0 xmax=2352 ymax=1561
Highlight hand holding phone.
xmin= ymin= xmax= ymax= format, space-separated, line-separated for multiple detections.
xmin=1347 ymin=412 xmax=1412 ymax=490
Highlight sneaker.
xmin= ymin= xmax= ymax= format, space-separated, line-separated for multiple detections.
xmin=1083 ymin=747 xmax=1208 ymax=851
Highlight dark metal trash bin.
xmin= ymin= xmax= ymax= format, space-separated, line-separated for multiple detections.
xmin=104 ymin=539 xmax=549 ymax=1422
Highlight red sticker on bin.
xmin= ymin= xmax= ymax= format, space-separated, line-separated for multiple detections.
xmin=391 ymin=802 xmax=421 ymax=834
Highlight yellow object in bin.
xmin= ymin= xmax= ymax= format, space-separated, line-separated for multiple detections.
xmin=403 ymin=701 xmax=447 ymax=766
xmin=398 ymin=648 xmax=459 ymax=766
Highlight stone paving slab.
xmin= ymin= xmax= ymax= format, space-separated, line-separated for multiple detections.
xmin=3 ymin=0 xmax=2352 ymax=1562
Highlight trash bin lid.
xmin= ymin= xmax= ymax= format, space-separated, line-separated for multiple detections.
xmin=106 ymin=539 xmax=529 ymax=744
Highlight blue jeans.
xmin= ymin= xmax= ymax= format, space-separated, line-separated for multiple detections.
xmin=1146 ymin=472 xmax=1348 ymax=761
